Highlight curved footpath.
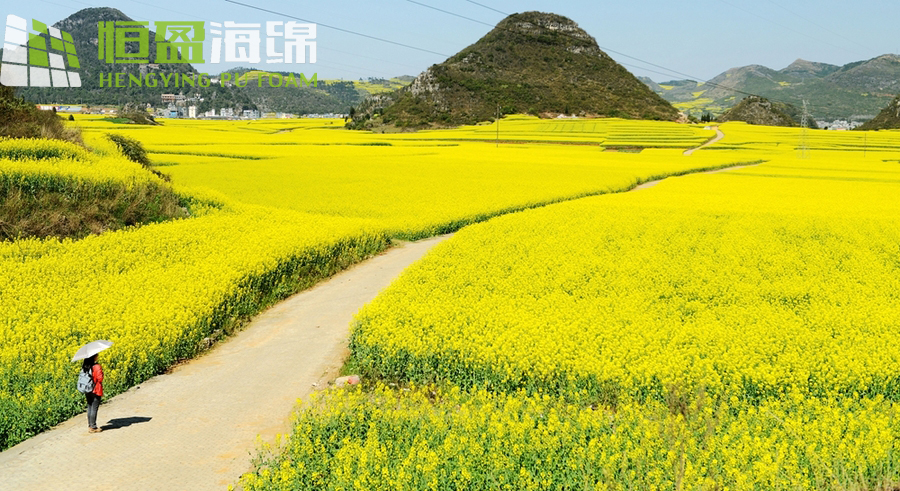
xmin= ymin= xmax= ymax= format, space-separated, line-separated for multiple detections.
xmin=0 ymin=131 xmax=745 ymax=491
xmin=683 ymin=125 xmax=725 ymax=156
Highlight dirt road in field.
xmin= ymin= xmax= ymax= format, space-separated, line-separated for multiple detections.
xmin=632 ymin=127 xmax=756 ymax=192
xmin=683 ymin=125 xmax=725 ymax=156
xmin=631 ymin=159 xmax=759 ymax=192
xmin=0 ymin=234 xmax=451 ymax=491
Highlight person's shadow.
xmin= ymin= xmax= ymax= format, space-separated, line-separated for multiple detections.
xmin=100 ymin=417 xmax=152 ymax=431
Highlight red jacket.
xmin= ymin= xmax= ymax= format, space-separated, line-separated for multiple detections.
xmin=91 ymin=364 xmax=104 ymax=397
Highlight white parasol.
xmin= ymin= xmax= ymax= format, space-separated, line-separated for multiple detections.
xmin=71 ymin=340 xmax=113 ymax=362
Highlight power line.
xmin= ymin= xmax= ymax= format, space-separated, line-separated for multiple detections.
xmin=616 ymin=63 xmax=699 ymax=83
xmin=417 ymin=1 xmax=775 ymax=108
xmin=464 ymin=0 xmax=508 ymax=17
xmin=424 ymin=0 xmax=828 ymax=114
xmin=428 ymin=0 xmax=694 ymax=84
xmin=450 ymin=1 xmax=771 ymax=101
xmin=717 ymin=0 xmax=866 ymax=59
xmin=761 ymin=0 xmax=877 ymax=56
xmin=39 ymin=0 xmax=420 ymax=80
xmin=406 ymin=0 xmax=495 ymax=28
xmin=136 ymin=0 xmax=438 ymax=72
xmin=36 ymin=0 xmax=162 ymax=24
xmin=149 ymin=0 xmax=822 ymax=116
xmin=416 ymin=0 xmax=686 ymax=87
xmin=32 ymin=0 xmax=95 ymax=15
xmin=452 ymin=0 xmax=726 ymax=87
xmin=249 ymin=0 xmax=686 ymax=98
xmin=313 ymin=59 xmax=398 ymax=79
xmin=317 ymin=46 xmax=426 ymax=73
xmin=223 ymin=0 xmax=451 ymax=58
xmin=127 ymin=0 xmax=206 ymax=21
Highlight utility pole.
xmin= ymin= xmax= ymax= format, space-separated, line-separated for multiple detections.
xmin=798 ymin=99 xmax=810 ymax=159
xmin=496 ymin=104 xmax=500 ymax=148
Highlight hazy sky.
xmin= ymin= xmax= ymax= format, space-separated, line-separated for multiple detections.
xmin=10 ymin=0 xmax=899 ymax=81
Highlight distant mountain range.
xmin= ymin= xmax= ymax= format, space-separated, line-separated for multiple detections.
xmin=642 ymin=55 xmax=900 ymax=121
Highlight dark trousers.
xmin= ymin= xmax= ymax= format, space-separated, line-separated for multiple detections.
xmin=85 ymin=393 xmax=101 ymax=429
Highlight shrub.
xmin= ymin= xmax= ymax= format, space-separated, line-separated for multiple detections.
xmin=0 ymin=84 xmax=81 ymax=144
xmin=105 ymin=133 xmax=151 ymax=167
xmin=106 ymin=133 xmax=170 ymax=181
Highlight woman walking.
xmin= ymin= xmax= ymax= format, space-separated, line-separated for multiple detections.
xmin=72 ymin=340 xmax=111 ymax=434
xmin=82 ymin=354 xmax=104 ymax=433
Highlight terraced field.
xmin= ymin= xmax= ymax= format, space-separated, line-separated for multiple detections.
xmin=74 ymin=117 xmax=737 ymax=238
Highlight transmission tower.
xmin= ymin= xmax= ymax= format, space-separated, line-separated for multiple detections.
xmin=798 ymin=100 xmax=810 ymax=159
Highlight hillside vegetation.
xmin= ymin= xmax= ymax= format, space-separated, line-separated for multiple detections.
xmin=716 ymin=95 xmax=800 ymax=127
xmin=857 ymin=93 xmax=900 ymax=130
xmin=0 ymin=85 xmax=80 ymax=142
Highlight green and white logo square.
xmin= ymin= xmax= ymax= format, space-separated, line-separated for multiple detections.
xmin=1 ymin=14 xmax=81 ymax=87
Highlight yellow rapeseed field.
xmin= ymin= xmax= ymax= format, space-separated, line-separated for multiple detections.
xmin=0 ymin=130 xmax=388 ymax=449
xmin=0 ymin=136 xmax=154 ymax=186
xmin=1 ymin=116 xmax=742 ymax=450
xmin=241 ymin=121 xmax=900 ymax=490
xmin=9 ymin=115 xmax=900 ymax=487
xmin=350 ymin=151 xmax=900 ymax=403
xmin=239 ymin=385 xmax=900 ymax=491
xmin=0 ymin=200 xmax=387 ymax=449
xmin=74 ymin=118 xmax=737 ymax=238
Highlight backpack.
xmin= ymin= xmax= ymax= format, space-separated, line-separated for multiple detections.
xmin=76 ymin=366 xmax=95 ymax=394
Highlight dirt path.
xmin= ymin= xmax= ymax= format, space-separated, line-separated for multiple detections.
xmin=683 ymin=125 xmax=725 ymax=156
xmin=633 ymin=128 xmax=756 ymax=192
xmin=0 ymin=234 xmax=451 ymax=491
xmin=632 ymin=162 xmax=760 ymax=192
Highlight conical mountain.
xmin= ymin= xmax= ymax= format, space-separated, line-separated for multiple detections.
xmin=717 ymin=95 xmax=800 ymax=127
xmin=351 ymin=11 xmax=679 ymax=128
